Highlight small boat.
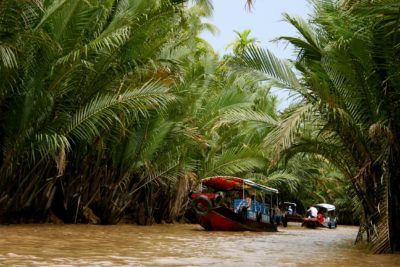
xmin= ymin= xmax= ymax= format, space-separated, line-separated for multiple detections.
xmin=302 ymin=203 xmax=338 ymax=229
xmin=282 ymin=202 xmax=303 ymax=223
xmin=189 ymin=176 xmax=283 ymax=232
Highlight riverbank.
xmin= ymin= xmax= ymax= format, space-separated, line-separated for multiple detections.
xmin=0 ymin=223 xmax=398 ymax=266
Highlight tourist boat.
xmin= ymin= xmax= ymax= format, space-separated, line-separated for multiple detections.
xmin=282 ymin=202 xmax=303 ymax=223
xmin=189 ymin=176 xmax=284 ymax=232
xmin=302 ymin=203 xmax=337 ymax=229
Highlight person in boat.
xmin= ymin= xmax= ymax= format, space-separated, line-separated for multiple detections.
xmin=224 ymin=194 xmax=232 ymax=208
xmin=235 ymin=191 xmax=250 ymax=220
xmin=246 ymin=193 xmax=252 ymax=210
xmin=272 ymin=205 xmax=282 ymax=224
xmin=317 ymin=210 xmax=324 ymax=224
xmin=307 ymin=205 xmax=318 ymax=218
xmin=287 ymin=205 xmax=293 ymax=215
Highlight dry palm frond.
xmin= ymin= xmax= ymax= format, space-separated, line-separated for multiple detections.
xmin=56 ymin=143 xmax=66 ymax=177
xmin=245 ymin=0 xmax=254 ymax=11
xmin=368 ymin=123 xmax=394 ymax=144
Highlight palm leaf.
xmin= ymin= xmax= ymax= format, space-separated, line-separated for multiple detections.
xmin=265 ymin=103 xmax=315 ymax=155
xmin=202 ymin=146 xmax=265 ymax=177
xmin=240 ymin=45 xmax=304 ymax=93
xmin=0 ymin=45 xmax=17 ymax=69
xmin=64 ymin=82 xmax=176 ymax=142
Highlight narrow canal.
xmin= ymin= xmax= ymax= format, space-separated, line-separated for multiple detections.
xmin=0 ymin=223 xmax=399 ymax=266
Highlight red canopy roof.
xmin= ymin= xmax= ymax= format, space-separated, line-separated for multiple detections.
xmin=201 ymin=176 xmax=278 ymax=194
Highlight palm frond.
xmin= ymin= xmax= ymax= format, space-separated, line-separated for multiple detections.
xmin=261 ymin=171 xmax=300 ymax=193
xmin=240 ymin=45 xmax=304 ymax=93
xmin=212 ymin=107 xmax=278 ymax=131
xmin=278 ymin=13 xmax=323 ymax=61
xmin=0 ymin=45 xmax=17 ymax=69
xmin=202 ymin=146 xmax=265 ymax=177
xmin=265 ymin=103 xmax=315 ymax=156
xmin=34 ymin=0 xmax=68 ymax=30
xmin=64 ymin=82 xmax=176 ymax=142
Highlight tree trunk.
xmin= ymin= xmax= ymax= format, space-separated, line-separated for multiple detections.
xmin=389 ymin=148 xmax=400 ymax=252
xmin=167 ymin=174 xmax=190 ymax=221
xmin=355 ymin=161 xmax=392 ymax=253
xmin=390 ymin=174 xmax=400 ymax=251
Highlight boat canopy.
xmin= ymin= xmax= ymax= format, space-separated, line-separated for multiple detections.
xmin=201 ymin=176 xmax=279 ymax=194
xmin=283 ymin=202 xmax=297 ymax=207
xmin=314 ymin=203 xmax=335 ymax=211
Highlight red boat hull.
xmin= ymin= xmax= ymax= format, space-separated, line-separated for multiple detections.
xmin=198 ymin=206 xmax=277 ymax=232
xmin=302 ymin=218 xmax=320 ymax=228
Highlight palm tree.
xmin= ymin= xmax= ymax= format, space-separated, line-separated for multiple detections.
xmin=237 ymin=0 xmax=400 ymax=253
xmin=0 ymin=0 xmax=192 ymax=223
xmin=1 ymin=0 xmax=276 ymax=225
xmin=225 ymin=29 xmax=259 ymax=55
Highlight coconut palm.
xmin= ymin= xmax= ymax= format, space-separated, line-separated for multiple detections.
xmin=1 ymin=0 xmax=278 ymax=225
xmin=0 ymin=0 xmax=193 ymax=223
xmin=225 ymin=29 xmax=259 ymax=55
xmin=237 ymin=0 xmax=400 ymax=253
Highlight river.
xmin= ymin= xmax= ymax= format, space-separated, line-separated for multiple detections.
xmin=0 ymin=222 xmax=399 ymax=266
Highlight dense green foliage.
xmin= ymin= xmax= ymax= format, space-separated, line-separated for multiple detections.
xmin=0 ymin=0 xmax=294 ymax=225
xmin=1 ymin=0 xmax=398 ymax=255
xmin=239 ymin=0 xmax=400 ymax=253
xmin=0 ymin=0 xmax=187 ymax=223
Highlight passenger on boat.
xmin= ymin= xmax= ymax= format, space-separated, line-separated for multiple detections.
xmin=246 ymin=194 xmax=252 ymax=210
xmin=233 ymin=192 xmax=250 ymax=220
xmin=287 ymin=206 xmax=293 ymax=215
xmin=272 ymin=205 xmax=282 ymax=224
xmin=224 ymin=195 xmax=232 ymax=208
xmin=240 ymin=202 xmax=248 ymax=221
xmin=317 ymin=212 xmax=324 ymax=224
xmin=307 ymin=206 xmax=318 ymax=218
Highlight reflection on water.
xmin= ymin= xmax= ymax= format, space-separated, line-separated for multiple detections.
xmin=0 ymin=223 xmax=399 ymax=266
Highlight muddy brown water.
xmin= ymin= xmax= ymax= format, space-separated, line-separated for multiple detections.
xmin=0 ymin=222 xmax=399 ymax=266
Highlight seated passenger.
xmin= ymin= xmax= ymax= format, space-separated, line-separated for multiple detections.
xmin=317 ymin=212 xmax=324 ymax=224
xmin=307 ymin=206 xmax=318 ymax=218
xmin=306 ymin=206 xmax=311 ymax=217
xmin=246 ymin=194 xmax=256 ymax=211
xmin=224 ymin=195 xmax=232 ymax=208
xmin=287 ymin=206 xmax=293 ymax=215
xmin=246 ymin=194 xmax=252 ymax=209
